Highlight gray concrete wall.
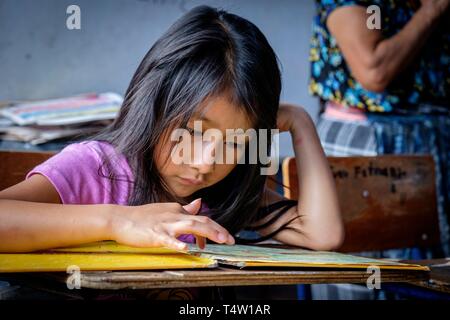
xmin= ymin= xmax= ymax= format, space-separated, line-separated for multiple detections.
xmin=0 ymin=0 xmax=318 ymax=156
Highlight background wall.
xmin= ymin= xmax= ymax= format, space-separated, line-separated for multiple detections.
xmin=0 ymin=0 xmax=318 ymax=157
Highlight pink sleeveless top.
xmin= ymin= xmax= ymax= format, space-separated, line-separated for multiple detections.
xmin=26 ymin=140 xmax=205 ymax=244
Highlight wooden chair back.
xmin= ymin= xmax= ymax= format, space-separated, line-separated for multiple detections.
xmin=0 ymin=150 xmax=55 ymax=191
xmin=282 ymin=155 xmax=441 ymax=253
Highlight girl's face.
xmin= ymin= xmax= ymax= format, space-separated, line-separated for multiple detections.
xmin=155 ymin=94 xmax=253 ymax=198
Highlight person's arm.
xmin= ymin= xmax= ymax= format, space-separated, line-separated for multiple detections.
xmin=326 ymin=0 xmax=449 ymax=92
xmin=0 ymin=175 xmax=234 ymax=252
xmin=255 ymin=104 xmax=344 ymax=251
xmin=0 ymin=175 xmax=113 ymax=252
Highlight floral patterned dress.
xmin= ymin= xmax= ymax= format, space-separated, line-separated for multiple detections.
xmin=309 ymin=0 xmax=449 ymax=112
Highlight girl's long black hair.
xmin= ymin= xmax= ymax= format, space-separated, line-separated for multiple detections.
xmin=94 ymin=6 xmax=298 ymax=242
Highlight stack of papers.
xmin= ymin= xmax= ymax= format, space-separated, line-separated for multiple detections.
xmin=0 ymin=92 xmax=122 ymax=145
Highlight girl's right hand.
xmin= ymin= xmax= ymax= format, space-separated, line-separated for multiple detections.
xmin=108 ymin=198 xmax=234 ymax=251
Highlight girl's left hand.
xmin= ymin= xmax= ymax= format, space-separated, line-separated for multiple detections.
xmin=276 ymin=103 xmax=309 ymax=133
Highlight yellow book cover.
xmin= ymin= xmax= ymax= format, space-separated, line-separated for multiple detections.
xmin=0 ymin=242 xmax=216 ymax=272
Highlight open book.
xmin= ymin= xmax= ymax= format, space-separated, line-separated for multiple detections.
xmin=0 ymin=241 xmax=429 ymax=272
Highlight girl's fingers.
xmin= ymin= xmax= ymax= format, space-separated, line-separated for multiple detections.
xmin=181 ymin=199 xmax=207 ymax=249
xmin=162 ymin=201 xmax=234 ymax=244
xmin=189 ymin=217 xmax=234 ymax=244
xmin=155 ymin=233 xmax=188 ymax=252
xmin=182 ymin=198 xmax=202 ymax=215
xmin=170 ymin=220 xmax=233 ymax=245
xmin=170 ymin=212 xmax=234 ymax=244
xmin=187 ymin=215 xmax=234 ymax=243
xmin=195 ymin=235 xmax=206 ymax=249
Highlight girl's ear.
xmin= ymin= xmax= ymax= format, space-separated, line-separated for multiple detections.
xmin=182 ymin=198 xmax=202 ymax=215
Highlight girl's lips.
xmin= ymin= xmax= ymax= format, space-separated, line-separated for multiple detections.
xmin=178 ymin=176 xmax=203 ymax=186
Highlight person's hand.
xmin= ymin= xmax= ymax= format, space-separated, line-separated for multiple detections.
xmin=277 ymin=103 xmax=300 ymax=132
xmin=277 ymin=103 xmax=313 ymax=134
xmin=108 ymin=198 xmax=234 ymax=251
xmin=183 ymin=199 xmax=207 ymax=249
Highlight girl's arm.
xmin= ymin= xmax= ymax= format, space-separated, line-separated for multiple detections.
xmin=0 ymin=174 xmax=233 ymax=252
xmin=0 ymin=174 xmax=113 ymax=252
xmin=326 ymin=1 xmax=449 ymax=92
xmin=255 ymin=104 xmax=344 ymax=250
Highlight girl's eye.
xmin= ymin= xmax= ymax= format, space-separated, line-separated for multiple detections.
xmin=186 ymin=127 xmax=202 ymax=137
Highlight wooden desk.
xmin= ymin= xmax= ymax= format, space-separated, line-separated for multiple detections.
xmin=3 ymin=259 xmax=450 ymax=300
xmin=2 ymin=265 xmax=429 ymax=290
xmin=399 ymin=258 xmax=450 ymax=294
xmin=56 ymin=267 xmax=432 ymax=290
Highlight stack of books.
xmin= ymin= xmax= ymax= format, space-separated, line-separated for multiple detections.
xmin=0 ymin=92 xmax=123 ymax=145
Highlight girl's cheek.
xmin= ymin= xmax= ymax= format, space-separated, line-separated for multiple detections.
xmin=222 ymin=144 xmax=245 ymax=164
xmin=216 ymin=163 xmax=237 ymax=179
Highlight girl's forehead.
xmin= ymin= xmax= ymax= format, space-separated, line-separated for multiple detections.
xmin=193 ymin=95 xmax=254 ymax=130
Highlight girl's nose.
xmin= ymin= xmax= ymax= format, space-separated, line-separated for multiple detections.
xmin=190 ymin=141 xmax=216 ymax=174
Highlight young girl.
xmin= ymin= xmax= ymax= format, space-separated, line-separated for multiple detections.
xmin=0 ymin=6 xmax=343 ymax=254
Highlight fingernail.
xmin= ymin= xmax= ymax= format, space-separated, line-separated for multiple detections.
xmin=228 ymin=235 xmax=235 ymax=245
xmin=218 ymin=233 xmax=227 ymax=243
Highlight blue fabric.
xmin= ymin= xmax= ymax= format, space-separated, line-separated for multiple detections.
xmin=367 ymin=108 xmax=450 ymax=257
